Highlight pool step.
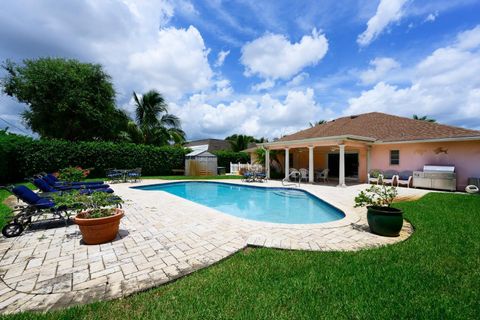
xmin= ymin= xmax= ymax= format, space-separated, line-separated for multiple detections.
xmin=273 ymin=190 xmax=309 ymax=199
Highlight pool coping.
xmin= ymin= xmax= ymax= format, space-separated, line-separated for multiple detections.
xmin=129 ymin=180 xmax=361 ymax=229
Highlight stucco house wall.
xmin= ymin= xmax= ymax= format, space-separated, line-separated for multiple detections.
xmin=370 ymin=141 xmax=480 ymax=190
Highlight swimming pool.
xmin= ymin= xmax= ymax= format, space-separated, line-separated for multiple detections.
xmin=134 ymin=182 xmax=345 ymax=224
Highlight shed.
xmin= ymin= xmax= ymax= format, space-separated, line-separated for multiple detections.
xmin=185 ymin=146 xmax=218 ymax=176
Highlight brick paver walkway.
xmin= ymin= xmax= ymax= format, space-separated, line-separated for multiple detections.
xmin=0 ymin=180 xmax=429 ymax=314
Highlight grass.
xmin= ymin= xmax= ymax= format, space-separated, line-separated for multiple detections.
xmin=1 ymin=192 xmax=479 ymax=319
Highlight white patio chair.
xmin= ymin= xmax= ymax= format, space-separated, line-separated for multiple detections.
xmin=316 ymin=169 xmax=329 ymax=183
xmin=299 ymin=168 xmax=309 ymax=182
xmin=396 ymin=170 xmax=413 ymax=188
xmin=367 ymin=170 xmax=383 ymax=185
xmin=382 ymin=170 xmax=398 ymax=186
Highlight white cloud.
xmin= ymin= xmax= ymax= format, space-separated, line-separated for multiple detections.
xmin=241 ymin=29 xmax=328 ymax=80
xmin=424 ymin=12 xmax=438 ymax=23
xmin=128 ymin=26 xmax=213 ymax=100
xmin=359 ymin=57 xmax=400 ymax=85
xmin=252 ymin=79 xmax=275 ymax=92
xmin=456 ymin=25 xmax=480 ymax=50
xmin=287 ymin=72 xmax=309 ymax=87
xmin=346 ymin=25 xmax=480 ymax=129
xmin=357 ymin=0 xmax=408 ymax=46
xmin=214 ymin=50 xmax=230 ymax=67
xmin=171 ymin=88 xmax=327 ymax=139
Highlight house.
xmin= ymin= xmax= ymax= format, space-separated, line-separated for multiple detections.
xmin=258 ymin=112 xmax=480 ymax=190
xmin=185 ymin=139 xmax=231 ymax=152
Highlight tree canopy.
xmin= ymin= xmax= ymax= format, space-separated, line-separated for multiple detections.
xmin=309 ymin=120 xmax=327 ymax=127
xmin=412 ymin=115 xmax=436 ymax=123
xmin=122 ymin=90 xmax=186 ymax=146
xmin=225 ymin=134 xmax=266 ymax=152
xmin=1 ymin=57 xmax=128 ymax=141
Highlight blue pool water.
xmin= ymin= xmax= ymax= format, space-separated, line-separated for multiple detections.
xmin=134 ymin=182 xmax=345 ymax=224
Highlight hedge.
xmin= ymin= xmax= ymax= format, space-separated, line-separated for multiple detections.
xmin=0 ymin=133 xmax=188 ymax=183
xmin=213 ymin=150 xmax=250 ymax=173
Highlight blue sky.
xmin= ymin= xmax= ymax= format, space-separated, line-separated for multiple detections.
xmin=0 ymin=0 xmax=479 ymax=139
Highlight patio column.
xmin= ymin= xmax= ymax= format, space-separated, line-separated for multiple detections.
xmin=265 ymin=148 xmax=270 ymax=179
xmin=367 ymin=146 xmax=371 ymax=174
xmin=308 ymin=146 xmax=314 ymax=183
xmin=284 ymin=148 xmax=290 ymax=179
xmin=338 ymin=144 xmax=346 ymax=187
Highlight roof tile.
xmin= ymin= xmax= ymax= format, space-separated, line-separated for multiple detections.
xmin=279 ymin=112 xmax=480 ymax=142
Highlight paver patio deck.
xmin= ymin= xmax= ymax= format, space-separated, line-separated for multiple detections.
xmin=0 ymin=180 xmax=430 ymax=314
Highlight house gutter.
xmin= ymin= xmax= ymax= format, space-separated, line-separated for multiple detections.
xmin=257 ymin=134 xmax=480 ymax=150
xmin=374 ymin=135 xmax=480 ymax=144
xmin=259 ymin=135 xmax=376 ymax=149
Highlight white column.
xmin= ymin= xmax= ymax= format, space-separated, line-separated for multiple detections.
xmin=265 ymin=148 xmax=270 ymax=179
xmin=338 ymin=144 xmax=346 ymax=187
xmin=284 ymin=148 xmax=290 ymax=179
xmin=367 ymin=146 xmax=371 ymax=174
xmin=308 ymin=146 xmax=314 ymax=183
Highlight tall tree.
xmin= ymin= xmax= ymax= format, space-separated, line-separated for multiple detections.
xmin=225 ymin=134 xmax=256 ymax=152
xmin=254 ymin=148 xmax=283 ymax=172
xmin=1 ymin=58 xmax=128 ymax=141
xmin=128 ymin=90 xmax=185 ymax=145
xmin=412 ymin=115 xmax=436 ymax=123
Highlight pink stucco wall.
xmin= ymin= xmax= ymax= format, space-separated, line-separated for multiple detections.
xmin=370 ymin=141 xmax=480 ymax=190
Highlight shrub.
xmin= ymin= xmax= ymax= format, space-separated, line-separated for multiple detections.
xmin=213 ymin=150 xmax=250 ymax=173
xmin=58 ymin=166 xmax=90 ymax=182
xmin=0 ymin=133 xmax=188 ymax=183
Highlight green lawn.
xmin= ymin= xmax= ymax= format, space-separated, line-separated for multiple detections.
xmin=2 ymin=191 xmax=479 ymax=319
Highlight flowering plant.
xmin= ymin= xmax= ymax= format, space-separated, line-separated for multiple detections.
xmin=354 ymin=185 xmax=398 ymax=208
xmin=58 ymin=166 xmax=92 ymax=182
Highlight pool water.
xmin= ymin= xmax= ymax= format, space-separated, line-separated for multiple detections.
xmin=134 ymin=182 xmax=345 ymax=224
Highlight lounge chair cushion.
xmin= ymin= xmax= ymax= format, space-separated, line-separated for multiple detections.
xmin=33 ymin=178 xmax=55 ymax=192
xmin=35 ymin=198 xmax=56 ymax=209
xmin=12 ymin=185 xmax=54 ymax=208
xmin=47 ymin=174 xmax=59 ymax=182
xmin=12 ymin=185 xmax=41 ymax=204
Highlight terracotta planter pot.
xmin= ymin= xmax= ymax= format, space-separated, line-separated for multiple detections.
xmin=74 ymin=208 xmax=124 ymax=245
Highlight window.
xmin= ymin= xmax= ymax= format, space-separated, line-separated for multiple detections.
xmin=390 ymin=150 xmax=400 ymax=165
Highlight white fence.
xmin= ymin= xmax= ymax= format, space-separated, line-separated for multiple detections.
xmin=229 ymin=162 xmax=263 ymax=175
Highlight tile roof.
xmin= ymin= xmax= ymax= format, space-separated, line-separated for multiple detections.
xmin=279 ymin=112 xmax=480 ymax=143
xmin=185 ymin=139 xmax=231 ymax=151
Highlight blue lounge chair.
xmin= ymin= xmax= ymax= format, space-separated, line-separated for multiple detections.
xmin=43 ymin=174 xmax=104 ymax=187
xmin=1 ymin=185 xmax=70 ymax=237
xmin=33 ymin=178 xmax=114 ymax=194
xmin=41 ymin=176 xmax=111 ymax=191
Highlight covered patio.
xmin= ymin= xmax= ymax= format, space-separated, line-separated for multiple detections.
xmin=262 ymin=135 xmax=376 ymax=186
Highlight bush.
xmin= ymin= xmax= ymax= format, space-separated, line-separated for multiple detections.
xmin=58 ymin=166 xmax=90 ymax=182
xmin=213 ymin=150 xmax=250 ymax=173
xmin=0 ymin=132 xmax=187 ymax=183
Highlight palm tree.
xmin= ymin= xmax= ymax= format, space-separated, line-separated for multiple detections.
xmin=225 ymin=134 xmax=256 ymax=152
xmin=412 ymin=115 xmax=436 ymax=123
xmin=129 ymin=90 xmax=186 ymax=145
xmin=309 ymin=120 xmax=327 ymax=127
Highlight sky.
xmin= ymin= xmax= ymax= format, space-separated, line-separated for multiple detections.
xmin=0 ymin=0 xmax=479 ymax=140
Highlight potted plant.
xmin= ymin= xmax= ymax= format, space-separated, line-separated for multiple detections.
xmin=54 ymin=191 xmax=124 ymax=244
xmin=354 ymin=185 xmax=403 ymax=237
